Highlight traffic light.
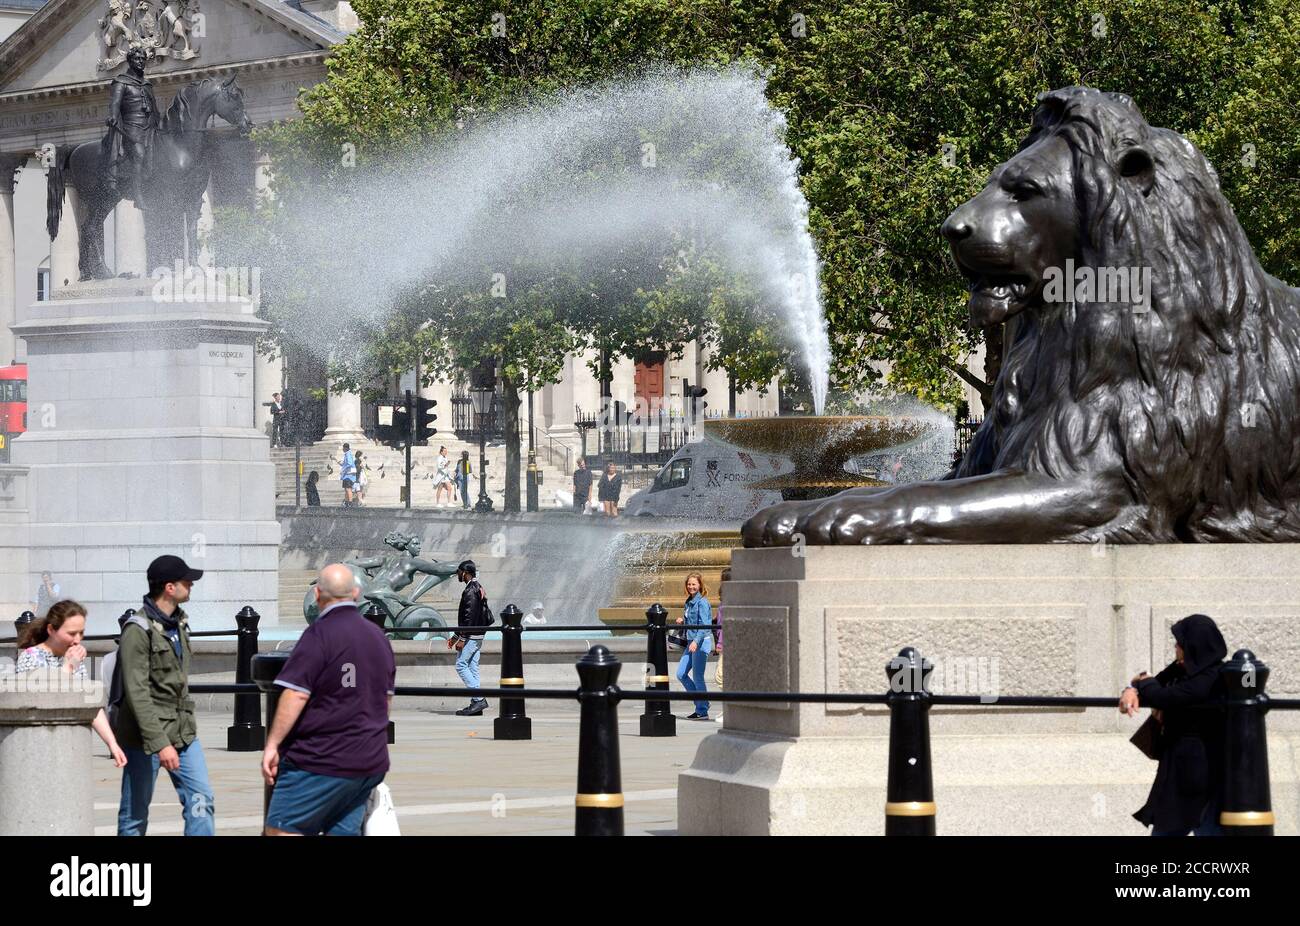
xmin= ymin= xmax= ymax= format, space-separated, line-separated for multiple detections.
xmin=415 ymin=396 xmax=438 ymax=444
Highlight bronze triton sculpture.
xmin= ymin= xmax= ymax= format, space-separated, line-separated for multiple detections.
xmin=303 ymin=531 xmax=458 ymax=639
xmin=45 ymin=44 xmax=252 ymax=280
xmin=745 ymin=86 xmax=1300 ymax=546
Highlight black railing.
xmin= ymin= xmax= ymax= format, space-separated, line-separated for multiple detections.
xmin=14 ymin=601 xmax=1290 ymax=836
xmin=952 ymin=415 xmax=983 ymax=467
xmin=217 ymin=621 xmax=1293 ymax=837
xmin=450 ymin=390 xmax=503 ymax=440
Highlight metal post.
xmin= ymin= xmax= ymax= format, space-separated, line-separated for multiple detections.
xmin=884 ymin=646 xmax=936 ymax=836
xmin=1220 ymin=649 xmax=1274 ymax=835
xmin=227 ymin=606 xmax=266 ymax=751
xmin=294 ymin=444 xmax=302 ymax=507
xmin=494 ymin=603 xmax=531 ymax=740
xmin=639 ymin=603 xmax=675 ymax=737
xmin=251 ymin=651 xmax=291 ymax=819
xmin=363 ymin=602 xmax=397 ymax=745
xmin=526 ymin=387 xmax=539 ymax=512
xmin=474 ymin=425 xmax=493 ymax=512
xmin=575 ymin=645 xmax=624 ymax=836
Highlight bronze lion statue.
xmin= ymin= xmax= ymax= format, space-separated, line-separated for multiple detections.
xmin=745 ymin=86 xmax=1300 ymax=546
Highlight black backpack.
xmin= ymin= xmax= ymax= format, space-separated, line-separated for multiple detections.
xmin=106 ymin=614 xmax=153 ymax=732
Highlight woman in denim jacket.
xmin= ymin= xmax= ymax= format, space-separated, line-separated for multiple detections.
xmin=674 ymin=572 xmax=715 ymax=719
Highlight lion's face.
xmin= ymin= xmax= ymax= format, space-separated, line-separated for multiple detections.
xmin=942 ymin=134 xmax=1080 ymax=327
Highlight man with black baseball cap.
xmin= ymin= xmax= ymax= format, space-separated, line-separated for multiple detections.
xmin=113 ymin=554 xmax=215 ymax=835
xmin=448 ymin=559 xmax=492 ymax=716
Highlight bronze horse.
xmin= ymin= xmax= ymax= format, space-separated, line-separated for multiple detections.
xmin=45 ymin=75 xmax=252 ymax=281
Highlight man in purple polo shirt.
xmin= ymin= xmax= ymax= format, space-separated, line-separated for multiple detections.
xmin=262 ymin=563 xmax=396 ymax=836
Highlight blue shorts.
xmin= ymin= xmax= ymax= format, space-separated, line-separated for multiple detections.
xmin=265 ymin=759 xmax=385 ymax=836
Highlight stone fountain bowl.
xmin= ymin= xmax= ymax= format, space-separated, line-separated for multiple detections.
xmin=703 ymin=415 xmax=937 ymax=494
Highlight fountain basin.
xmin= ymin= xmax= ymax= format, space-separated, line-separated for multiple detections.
xmin=704 ymin=415 xmax=936 ymax=499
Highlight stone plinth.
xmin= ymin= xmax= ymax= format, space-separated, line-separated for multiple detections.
xmin=678 ymin=544 xmax=1300 ymax=835
xmin=3 ymin=278 xmax=280 ymax=632
xmin=0 ymin=671 xmax=103 ymax=835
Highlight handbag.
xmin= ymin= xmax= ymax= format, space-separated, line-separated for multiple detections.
xmin=363 ymin=782 xmax=401 ymax=836
xmin=667 ymin=627 xmax=689 ymax=649
xmin=1129 ymin=715 xmax=1162 ymax=761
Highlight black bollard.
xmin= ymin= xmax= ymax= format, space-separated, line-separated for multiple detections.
xmin=1220 ymin=649 xmax=1274 ymax=835
xmin=227 ymin=606 xmax=266 ymax=751
xmin=363 ymin=602 xmax=397 ymax=745
xmin=13 ymin=609 xmax=35 ymax=637
xmin=575 ymin=645 xmax=624 ymax=836
xmin=494 ymin=603 xmax=532 ymax=740
xmin=639 ymin=603 xmax=676 ymax=737
xmin=251 ymin=651 xmax=291 ymax=819
xmin=884 ymin=646 xmax=936 ymax=836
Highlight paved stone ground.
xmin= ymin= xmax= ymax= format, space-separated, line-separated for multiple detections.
xmin=91 ymin=706 xmax=718 ymax=836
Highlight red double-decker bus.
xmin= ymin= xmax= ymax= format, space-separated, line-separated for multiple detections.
xmin=0 ymin=363 xmax=27 ymax=462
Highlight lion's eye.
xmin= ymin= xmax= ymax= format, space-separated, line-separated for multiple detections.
xmin=1010 ymin=181 xmax=1043 ymax=202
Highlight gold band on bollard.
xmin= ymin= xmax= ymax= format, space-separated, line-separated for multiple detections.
xmin=1219 ymin=810 xmax=1275 ymax=826
xmin=885 ymin=801 xmax=937 ymax=817
xmin=576 ymin=793 xmax=625 ymax=808
xmin=648 ymin=675 xmax=671 ymax=683
xmin=499 ymin=678 xmax=525 ymax=685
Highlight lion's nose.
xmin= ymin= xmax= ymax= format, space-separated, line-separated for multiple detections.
xmin=941 ymin=212 xmax=973 ymax=243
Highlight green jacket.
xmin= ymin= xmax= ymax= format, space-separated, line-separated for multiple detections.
xmin=114 ymin=604 xmax=197 ymax=754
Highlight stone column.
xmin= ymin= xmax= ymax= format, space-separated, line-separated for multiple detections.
xmin=49 ymin=186 xmax=79 ymax=294
xmin=695 ymin=342 xmax=730 ymax=420
xmin=112 ymin=200 xmax=148 ymax=278
xmin=0 ymin=673 xmax=102 ymax=835
xmin=0 ymin=159 xmax=19 ymax=366
xmin=323 ymin=380 xmax=365 ymax=443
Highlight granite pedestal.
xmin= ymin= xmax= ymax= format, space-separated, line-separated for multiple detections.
xmin=678 ymin=544 xmax=1300 ymax=835
xmin=1 ymin=278 xmax=279 ymax=632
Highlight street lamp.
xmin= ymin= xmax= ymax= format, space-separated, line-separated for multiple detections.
xmin=470 ymin=363 xmax=495 ymax=513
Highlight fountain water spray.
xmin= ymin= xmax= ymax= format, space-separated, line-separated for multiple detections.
xmin=266 ymin=65 xmax=831 ymax=411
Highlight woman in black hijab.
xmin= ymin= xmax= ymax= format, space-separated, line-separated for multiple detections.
xmin=1120 ymin=613 xmax=1229 ymax=836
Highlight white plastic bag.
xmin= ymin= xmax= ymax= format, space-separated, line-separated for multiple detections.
xmin=363 ymin=782 xmax=401 ymax=836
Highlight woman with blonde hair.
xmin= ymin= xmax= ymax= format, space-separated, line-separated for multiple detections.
xmin=15 ymin=600 xmax=127 ymax=767
xmin=673 ymin=572 xmax=714 ymax=719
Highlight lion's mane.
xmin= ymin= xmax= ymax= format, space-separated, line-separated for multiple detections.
xmin=955 ymin=87 xmax=1300 ymax=542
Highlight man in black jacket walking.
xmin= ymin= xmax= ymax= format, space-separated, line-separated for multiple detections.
xmin=448 ymin=559 xmax=491 ymax=715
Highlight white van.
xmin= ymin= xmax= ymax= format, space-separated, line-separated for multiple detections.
xmin=622 ymin=438 xmax=790 ymax=520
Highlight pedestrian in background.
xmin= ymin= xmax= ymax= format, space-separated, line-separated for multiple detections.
xmin=674 ymin=572 xmax=714 ymax=720
xmin=340 ymin=443 xmax=357 ymax=507
xmin=523 ymin=601 xmax=546 ymax=625
xmin=35 ymin=571 xmax=59 ymax=617
xmin=433 ymin=446 xmax=454 ymax=507
xmin=305 ymin=470 xmax=321 ymax=507
xmin=262 ymin=564 xmax=395 ymax=836
xmin=449 ymin=559 xmax=491 ymax=715
xmin=1121 ymin=613 xmax=1228 ymax=836
xmin=598 ymin=461 xmax=623 ymax=517
xmin=354 ymin=451 xmax=369 ymax=505
xmin=269 ymin=392 xmax=286 ymax=447
xmin=457 ymin=451 xmax=473 ymax=509
xmin=15 ymin=600 xmax=127 ymax=768
xmin=115 ymin=555 xmax=215 ymax=836
xmin=572 ymin=457 xmax=593 ymax=513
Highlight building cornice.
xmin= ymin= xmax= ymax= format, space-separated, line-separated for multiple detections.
xmin=0 ymin=50 xmax=331 ymax=104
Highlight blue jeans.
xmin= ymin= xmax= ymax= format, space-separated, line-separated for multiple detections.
xmin=118 ymin=740 xmax=215 ymax=836
xmin=677 ymin=649 xmax=710 ymax=715
xmin=458 ymin=474 xmax=470 ymax=507
xmin=1152 ymin=801 xmax=1223 ymax=836
xmin=456 ymin=637 xmax=483 ymax=697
